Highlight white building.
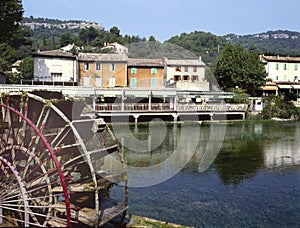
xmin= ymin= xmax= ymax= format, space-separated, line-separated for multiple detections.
xmin=260 ymin=55 xmax=300 ymax=82
xmin=33 ymin=50 xmax=78 ymax=83
xmin=164 ymin=57 xmax=209 ymax=91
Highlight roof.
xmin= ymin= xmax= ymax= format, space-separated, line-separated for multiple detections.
xmin=164 ymin=57 xmax=205 ymax=66
xmin=127 ymin=58 xmax=164 ymax=67
xmin=12 ymin=60 xmax=22 ymax=67
xmin=33 ymin=50 xmax=75 ymax=58
xmin=78 ymin=53 xmax=127 ymax=62
xmin=260 ymin=55 xmax=300 ymax=63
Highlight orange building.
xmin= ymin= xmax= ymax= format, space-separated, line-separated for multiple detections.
xmin=127 ymin=58 xmax=164 ymax=88
xmin=78 ymin=53 xmax=127 ymax=88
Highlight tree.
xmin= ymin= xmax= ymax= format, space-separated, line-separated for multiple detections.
xmin=149 ymin=35 xmax=156 ymax=42
xmin=59 ymin=33 xmax=72 ymax=47
xmin=214 ymin=43 xmax=267 ymax=95
xmin=7 ymin=57 xmax=34 ymax=84
xmin=0 ymin=0 xmax=23 ymax=43
xmin=109 ymin=26 xmax=120 ymax=37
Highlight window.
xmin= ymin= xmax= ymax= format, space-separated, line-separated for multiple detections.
xmin=276 ymin=64 xmax=279 ymax=70
xmin=184 ymin=66 xmax=188 ymax=72
xmin=191 ymin=75 xmax=199 ymax=81
xmin=183 ymin=75 xmax=190 ymax=81
xmin=131 ymin=68 xmax=137 ymax=74
xmin=276 ymin=76 xmax=279 ymax=81
xmin=109 ymin=76 xmax=115 ymax=87
xmin=284 ymin=64 xmax=287 ymax=70
xmin=284 ymin=75 xmax=287 ymax=81
xmin=51 ymin=73 xmax=62 ymax=81
xmin=130 ymin=78 xmax=137 ymax=88
xmin=151 ymin=68 xmax=157 ymax=74
xmin=95 ymin=77 xmax=102 ymax=87
xmin=174 ymin=75 xmax=181 ymax=81
xmin=295 ymin=64 xmax=298 ymax=71
xmin=96 ymin=62 xmax=101 ymax=71
xmin=175 ymin=66 xmax=181 ymax=72
xmin=84 ymin=63 xmax=89 ymax=71
xmin=83 ymin=76 xmax=90 ymax=86
xmin=110 ymin=63 xmax=115 ymax=71
xmin=151 ymin=78 xmax=157 ymax=88
xmin=193 ymin=66 xmax=197 ymax=72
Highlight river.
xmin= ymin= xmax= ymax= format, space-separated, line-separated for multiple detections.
xmin=105 ymin=121 xmax=300 ymax=227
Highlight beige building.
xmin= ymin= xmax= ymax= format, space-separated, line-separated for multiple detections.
xmin=127 ymin=58 xmax=164 ymax=88
xmin=78 ymin=53 xmax=127 ymax=88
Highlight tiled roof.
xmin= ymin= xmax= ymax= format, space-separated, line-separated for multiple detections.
xmin=78 ymin=53 xmax=127 ymax=62
xmin=260 ymin=55 xmax=300 ymax=63
xmin=164 ymin=57 xmax=205 ymax=66
xmin=33 ymin=50 xmax=75 ymax=58
xmin=127 ymin=58 xmax=164 ymax=67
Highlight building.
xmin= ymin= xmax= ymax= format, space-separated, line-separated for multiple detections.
xmin=127 ymin=58 xmax=164 ymax=88
xmin=33 ymin=50 xmax=78 ymax=83
xmin=78 ymin=53 xmax=127 ymax=88
xmin=101 ymin=42 xmax=128 ymax=54
xmin=164 ymin=57 xmax=209 ymax=91
xmin=260 ymin=55 xmax=300 ymax=95
xmin=11 ymin=60 xmax=22 ymax=75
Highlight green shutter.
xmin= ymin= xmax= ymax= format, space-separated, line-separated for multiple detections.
xmin=151 ymin=68 xmax=157 ymax=74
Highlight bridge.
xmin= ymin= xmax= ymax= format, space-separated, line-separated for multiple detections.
xmin=0 ymin=84 xmax=248 ymax=123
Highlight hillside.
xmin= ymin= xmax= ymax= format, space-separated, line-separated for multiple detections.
xmin=21 ymin=17 xmax=105 ymax=47
xmin=22 ymin=17 xmax=300 ymax=62
xmin=224 ymin=30 xmax=300 ymax=56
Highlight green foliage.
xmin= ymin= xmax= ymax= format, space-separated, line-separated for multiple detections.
xmin=0 ymin=43 xmax=16 ymax=71
xmin=226 ymin=30 xmax=300 ymax=56
xmin=226 ymin=87 xmax=249 ymax=104
xmin=0 ymin=0 xmax=23 ymax=43
xmin=262 ymin=95 xmax=300 ymax=119
xmin=214 ymin=43 xmax=267 ymax=95
xmin=6 ymin=57 xmax=33 ymax=84
xmin=17 ymin=57 xmax=34 ymax=81
xmin=167 ymin=31 xmax=228 ymax=65
xmin=59 ymin=33 xmax=72 ymax=47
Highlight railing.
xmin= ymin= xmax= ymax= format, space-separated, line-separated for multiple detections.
xmin=95 ymin=103 xmax=248 ymax=112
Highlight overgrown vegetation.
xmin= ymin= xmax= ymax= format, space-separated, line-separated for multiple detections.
xmin=261 ymin=95 xmax=300 ymax=120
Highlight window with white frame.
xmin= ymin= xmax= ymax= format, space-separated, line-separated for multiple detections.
xmin=96 ymin=62 xmax=101 ymax=71
xmin=84 ymin=62 xmax=89 ymax=71
xmin=110 ymin=63 xmax=115 ymax=71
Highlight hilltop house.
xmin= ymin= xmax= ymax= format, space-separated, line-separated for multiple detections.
xmin=33 ymin=50 xmax=78 ymax=83
xmin=78 ymin=53 xmax=127 ymax=87
xmin=101 ymin=42 xmax=128 ymax=54
xmin=127 ymin=58 xmax=164 ymax=88
xmin=260 ymin=55 xmax=300 ymax=95
xmin=164 ymin=57 xmax=209 ymax=91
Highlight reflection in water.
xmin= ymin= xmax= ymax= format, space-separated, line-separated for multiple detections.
xmin=108 ymin=122 xmax=300 ymax=227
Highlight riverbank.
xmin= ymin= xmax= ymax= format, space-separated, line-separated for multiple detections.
xmin=127 ymin=215 xmax=193 ymax=228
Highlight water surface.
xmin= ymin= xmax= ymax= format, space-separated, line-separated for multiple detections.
xmin=109 ymin=122 xmax=300 ymax=227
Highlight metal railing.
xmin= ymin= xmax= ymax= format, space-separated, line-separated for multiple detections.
xmin=95 ymin=103 xmax=248 ymax=112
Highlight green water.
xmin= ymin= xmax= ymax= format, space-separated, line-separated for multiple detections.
xmin=109 ymin=121 xmax=300 ymax=227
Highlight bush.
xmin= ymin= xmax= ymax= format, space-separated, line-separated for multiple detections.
xmin=262 ymin=95 xmax=299 ymax=119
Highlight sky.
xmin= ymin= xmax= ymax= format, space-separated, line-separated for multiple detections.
xmin=23 ymin=0 xmax=300 ymax=41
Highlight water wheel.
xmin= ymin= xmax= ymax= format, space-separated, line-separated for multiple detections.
xmin=0 ymin=92 xmax=128 ymax=227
